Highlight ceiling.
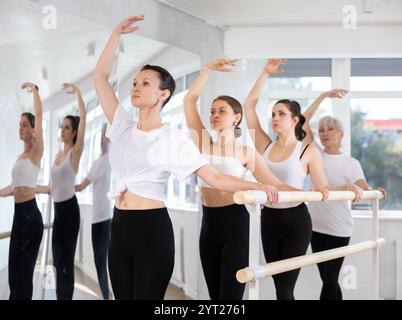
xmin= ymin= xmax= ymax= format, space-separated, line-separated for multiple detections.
xmin=160 ymin=0 xmax=402 ymax=27
xmin=0 ymin=0 xmax=169 ymax=110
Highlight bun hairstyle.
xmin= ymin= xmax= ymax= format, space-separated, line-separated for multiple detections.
xmin=21 ymin=112 xmax=35 ymax=128
xmin=64 ymin=115 xmax=80 ymax=144
xmin=275 ymin=99 xmax=306 ymax=141
xmin=212 ymin=95 xmax=243 ymax=138
xmin=140 ymin=64 xmax=176 ymax=108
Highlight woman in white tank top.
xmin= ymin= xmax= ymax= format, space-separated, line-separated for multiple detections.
xmin=244 ymin=59 xmax=331 ymax=300
xmin=184 ymin=59 xmax=301 ymax=300
xmin=0 ymin=83 xmax=44 ymax=299
xmin=302 ymin=90 xmax=387 ymax=300
xmin=36 ymin=83 xmax=87 ymax=300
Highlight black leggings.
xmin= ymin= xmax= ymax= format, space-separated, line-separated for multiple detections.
xmin=311 ymin=231 xmax=350 ymax=300
xmin=200 ymin=204 xmax=249 ymax=300
xmin=9 ymin=199 xmax=44 ymax=300
xmin=52 ymin=195 xmax=80 ymax=300
xmin=261 ymin=203 xmax=312 ymax=300
xmin=92 ymin=219 xmax=111 ymax=300
xmin=108 ymin=207 xmax=174 ymax=300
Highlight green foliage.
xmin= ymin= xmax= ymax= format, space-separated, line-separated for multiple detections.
xmin=351 ymin=110 xmax=402 ymax=210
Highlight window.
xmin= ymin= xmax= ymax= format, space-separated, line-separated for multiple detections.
xmin=161 ymin=73 xmax=200 ymax=209
xmin=351 ymin=98 xmax=402 ymax=211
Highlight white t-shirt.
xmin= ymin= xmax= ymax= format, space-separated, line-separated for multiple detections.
xmin=86 ymin=152 xmax=112 ymax=224
xmin=106 ymin=105 xmax=208 ymax=202
xmin=308 ymin=150 xmax=366 ymax=237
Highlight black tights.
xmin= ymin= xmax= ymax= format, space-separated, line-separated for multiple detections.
xmin=108 ymin=207 xmax=174 ymax=300
xmin=200 ymin=204 xmax=249 ymax=300
xmin=261 ymin=203 xmax=312 ymax=300
xmin=52 ymin=195 xmax=80 ymax=300
xmin=311 ymin=231 xmax=350 ymax=300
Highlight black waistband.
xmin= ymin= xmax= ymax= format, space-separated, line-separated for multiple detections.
xmin=14 ymin=198 xmax=37 ymax=210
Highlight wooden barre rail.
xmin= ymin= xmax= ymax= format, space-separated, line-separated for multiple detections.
xmin=237 ymin=238 xmax=386 ymax=283
xmin=0 ymin=224 xmax=53 ymax=240
xmin=234 ymin=190 xmax=383 ymax=205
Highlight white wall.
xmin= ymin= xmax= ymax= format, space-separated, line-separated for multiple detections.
xmin=0 ymin=97 xmax=23 ymax=273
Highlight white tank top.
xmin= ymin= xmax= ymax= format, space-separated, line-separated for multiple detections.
xmin=50 ymin=149 xmax=76 ymax=202
xmin=199 ymin=154 xmax=248 ymax=188
xmin=11 ymin=158 xmax=40 ymax=190
xmin=263 ymin=141 xmax=307 ymax=208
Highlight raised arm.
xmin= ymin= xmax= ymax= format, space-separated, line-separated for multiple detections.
xmin=183 ymin=59 xmax=237 ymax=150
xmin=244 ymin=59 xmax=286 ymax=154
xmin=0 ymin=185 xmax=13 ymax=197
xmin=195 ymin=164 xmax=279 ymax=204
xmin=302 ymin=89 xmax=348 ymax=144
xmin=63 ymin=83 xmax=86 ymax=172
xmin=21 ymin=83 xmax=44 ymax=166
xmin=93 ymin=15 xmax=144 ymax=123
xmin=75 ymin=178 xmax=91 ymax=192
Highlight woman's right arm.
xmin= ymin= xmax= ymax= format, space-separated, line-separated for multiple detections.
xmin=93 ymin=15 xmax=144 ymax=123
xmin=75 ymin=178 xmax=91 ymax=192
xmin=183 ymin=59 xmax=237 ymax=150
xmin=244 ymin=59 xmax=286 ymax=154
xmin=195 ymin=164 xmax=279 ymax=204
xmin=0 ymin=185 xmax=13 ymax=197
xmin=302 ymin=89 xmax=348 ymax=144
xmin=35 ymin=185 xmax=50 ymax=194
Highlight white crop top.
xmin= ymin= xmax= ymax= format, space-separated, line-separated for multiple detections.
xmin=11 ymin=158 xmax=40 ymax=190
xmin=263 ymin=141 xmax=307 ymax=208
xmin=106 ymin=105 xmax=208 ymax=202
xmin=199 ymin=154 xmax=248 ymax=188
xmin=50 ymin=149 xmax=76 ymax=203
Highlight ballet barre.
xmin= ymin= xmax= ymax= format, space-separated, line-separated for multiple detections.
xmin=233 ymin=190 xmax=384 ymax=300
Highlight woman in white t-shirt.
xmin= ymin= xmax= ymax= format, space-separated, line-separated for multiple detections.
xmin=303 ymin=89 xmax=387 ymax=300
xmin=93 ymin=15 xmax=278 ymax=300
xmin=75 ymin=123 xmax=112 ymax=299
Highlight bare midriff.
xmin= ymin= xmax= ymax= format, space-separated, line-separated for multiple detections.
xmin=115 ymin=190 xmax=165 ymax=210
xmin=200 ymin=188 xmax=236 ymax=208
xmin=14 ymin=187 xmax=36 ymax=204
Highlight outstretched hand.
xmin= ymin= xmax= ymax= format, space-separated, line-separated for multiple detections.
xmin=205 ymin=59 xmax=238 ymax=72
xmin=62 ymin=83 xmax=80 ymax=94
xmin=113 ymin=15 xmax=144 ymax=35
xmin=322 ymin=89 xmax=348 ymax=99
xmin=264 ymin=58 xmax=287 ymax=75
xmin=21 ymin=82 xmax=38 ymax=92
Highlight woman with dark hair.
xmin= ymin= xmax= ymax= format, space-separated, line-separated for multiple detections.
xmin=37 ymin=83 xmax=86 ymax=300
xmin=0 ymin=83 xmax=44 ymax=300
xmin=93 ymin=16 xmax=278 ymax=300
xmin=184 ymin=59 xmax=301 ymax=300
xmin=244 ymin=59 xmax=330 ymax=300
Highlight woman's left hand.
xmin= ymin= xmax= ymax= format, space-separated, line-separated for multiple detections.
xmin=314 ymin=185 xmax=329 ymax=201
xmin=376 ymin=187 xmax=387 ymax=200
